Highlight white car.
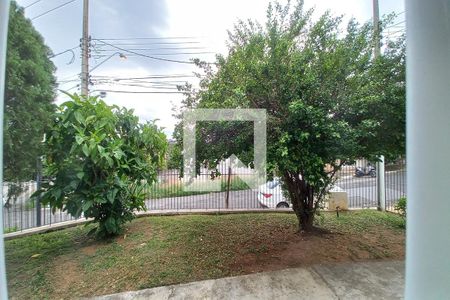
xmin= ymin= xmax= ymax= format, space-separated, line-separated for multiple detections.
xmin=257 ymin=178 xmax=344 ymax=209
xmin=257 ymin=178 xmax=291 ymax=208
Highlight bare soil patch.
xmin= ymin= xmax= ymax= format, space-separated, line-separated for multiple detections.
xmin=230 ymin=226 xmax=404 ymax=274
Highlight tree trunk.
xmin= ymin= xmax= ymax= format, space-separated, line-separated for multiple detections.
xmin=298 ymin=210 xmax=314 ymax=231
xmin=284 ymin=172 xmax=316 ymax=232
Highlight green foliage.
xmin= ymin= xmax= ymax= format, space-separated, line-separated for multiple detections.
xmin=4 ymin=2 xmax=57 ymax=183
xmin=4 ymin=182 xmax=24 ymax=208
xmin=395 ymin=197 xmax=407 ymax=218
xmin=166 ymin=141 xmax=183 ymax=170
xmin=4 ymin=226 xmax=19 ymax=234
xmin=37 ymin=94 xmax=167 ymax=237
xmin=173 ymin=1 xmax=405 ymax=230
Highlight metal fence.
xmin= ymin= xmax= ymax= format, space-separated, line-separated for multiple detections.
xmin=2 ymin=181 xmax=78 ymax=232
xmin=2 ymin=159 xmax=406 ymax=233
xmin=334 ymin=159 xmax=406 ymax=211
xmin=146 ymin=169 xmax=263 ymax=211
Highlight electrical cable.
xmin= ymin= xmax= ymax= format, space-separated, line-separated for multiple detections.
xmin=91 ymin=74 xmax=197 ymax=80
xmin=94 ymin=40 xmax=208 ymax=64
xmin=94 ymin=36 xmax=201 ymax=41
xmin=93 ymin=46 xmax=208 ymax=51
xmin=49 ymin=45 xmax=79 ymax=64
xmin=31 ymin=0 xmax=78 ymax=20
xmin=24 ymin=0 xmax=42 ymax=9
xmin=92 ymin=89 xmax=184 ymax=94
xmin=385 ymin=20 xmax=405 ymax=29
xmin=93 ymin=41 xmax=202 ymax=46
xmin=93 ymin=52 xmax=213 ymax=57
xmin=385 ymin=29 xmax=405 ymax=36
xmin=96 ymin=83 xmax=180 ymax=90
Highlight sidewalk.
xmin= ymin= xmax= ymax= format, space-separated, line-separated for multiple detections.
xmin=93 ymin=260 xmax=404 ymax=300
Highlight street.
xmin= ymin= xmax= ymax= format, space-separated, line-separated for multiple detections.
xmin=335 ymin=170 xmax=406 ymax=208
xmin=3 ymin=171 xmax=406 ymax=231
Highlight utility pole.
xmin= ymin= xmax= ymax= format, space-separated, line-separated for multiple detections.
xmin=373 ymin=0 xmax=381 ymax=58
xmin=80 ymin=0 xmax=89 ymax=96
xmin=373 ymin=0 xmax=385 ymax=211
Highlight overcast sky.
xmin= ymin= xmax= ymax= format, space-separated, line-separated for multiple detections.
xmin=15 ymin=0 xmax=404 ymax=137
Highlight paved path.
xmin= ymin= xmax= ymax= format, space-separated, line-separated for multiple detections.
xmin=93 ymin=260 xmax=405 ymax=300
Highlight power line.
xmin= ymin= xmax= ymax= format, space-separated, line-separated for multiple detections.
xmin=89 ymin=52 xmax=126 ymax=73
xmin=92 ymin=89 xmax=185 ymax=94
xmin=57 ymin=84 xmax=79 ymax=95
xmin=57 ymin=79 xmax=80 ymax=85
xmin=385 ymin=29 xmax=405 ymax=36
xmin=386 ymin=20 xmax=405 ymax=29
xmin=24 ymin=0 xmax=42 ymax=9
xmin=93 ymin=41 xmax=202 ymax=46
xmin=49 ymin=45 xmax=79 ymax=64
xmin=95 ymin=83 xmax=180 ymax=90
xmin=94 ymin=52 xmax=214 ymax=57
xmin=94 ymin=36 xmax=201 ymax=41
xmin=31 ymin=0 xmax=78 ymax=20
xmin=93 ymin=79 xmax=186 ymax=85
xmin=94 ymin=46 xmax=208 ymax=51
xmin=92 ymin=78 xmax=188 ymax=87
xmin=93 ymin=79 xmax=188 ymax=85
xmin=66 ymin=84 xmax=79 ymax=91
xmin=91 ymin=74 xmax=197 ymax=80
xmin=94 ymin=40 xmax=202 ymax=65
xmin=58 ymin=78 xmax=79 ymax=83
xmin=58 ymin=73 xmax=80 ymax=81
xmin=51 ymin=45 xmax=79 ymax=56
xmin=118 ymin=79 xmax=187 ymax=84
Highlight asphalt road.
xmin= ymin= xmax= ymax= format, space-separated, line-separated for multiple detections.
xmin=3 ymin=171 xmax=406 ymax=231
xmin=147 ymin=170 xmax=406 ymax=210
xmin=145 ymin=190 xmax=261 ymax=210
xmin=335 ymin=170 xmax=406 ymax=208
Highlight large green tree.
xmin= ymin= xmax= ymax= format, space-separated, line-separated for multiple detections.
xmin=38 ymin=95 xmax=167 ymax=237
xmin=173 ymin=1 xmax=405 ymax=231
xmin=4 ymin=1 xmax=57 ymax=184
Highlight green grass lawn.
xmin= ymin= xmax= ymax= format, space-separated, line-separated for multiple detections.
xmin=5 ymin=210 xmax=405 ymax=299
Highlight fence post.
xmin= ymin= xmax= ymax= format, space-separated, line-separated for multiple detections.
xmin=225 ymin=166 xmax=231 ymax=209
xmin=35 ymin=157 xmax=42 ymax=227
xmin=376 ymin=155 xmax=386 ymax=211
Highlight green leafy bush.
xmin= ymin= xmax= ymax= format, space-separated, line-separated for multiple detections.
xmin=395 ymin=196 xmax=407 ymax=218
xmin=4 ymin=226 xmax=18 ymax=234
xmin=36 ymin=94 xmax=167 ymax=237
